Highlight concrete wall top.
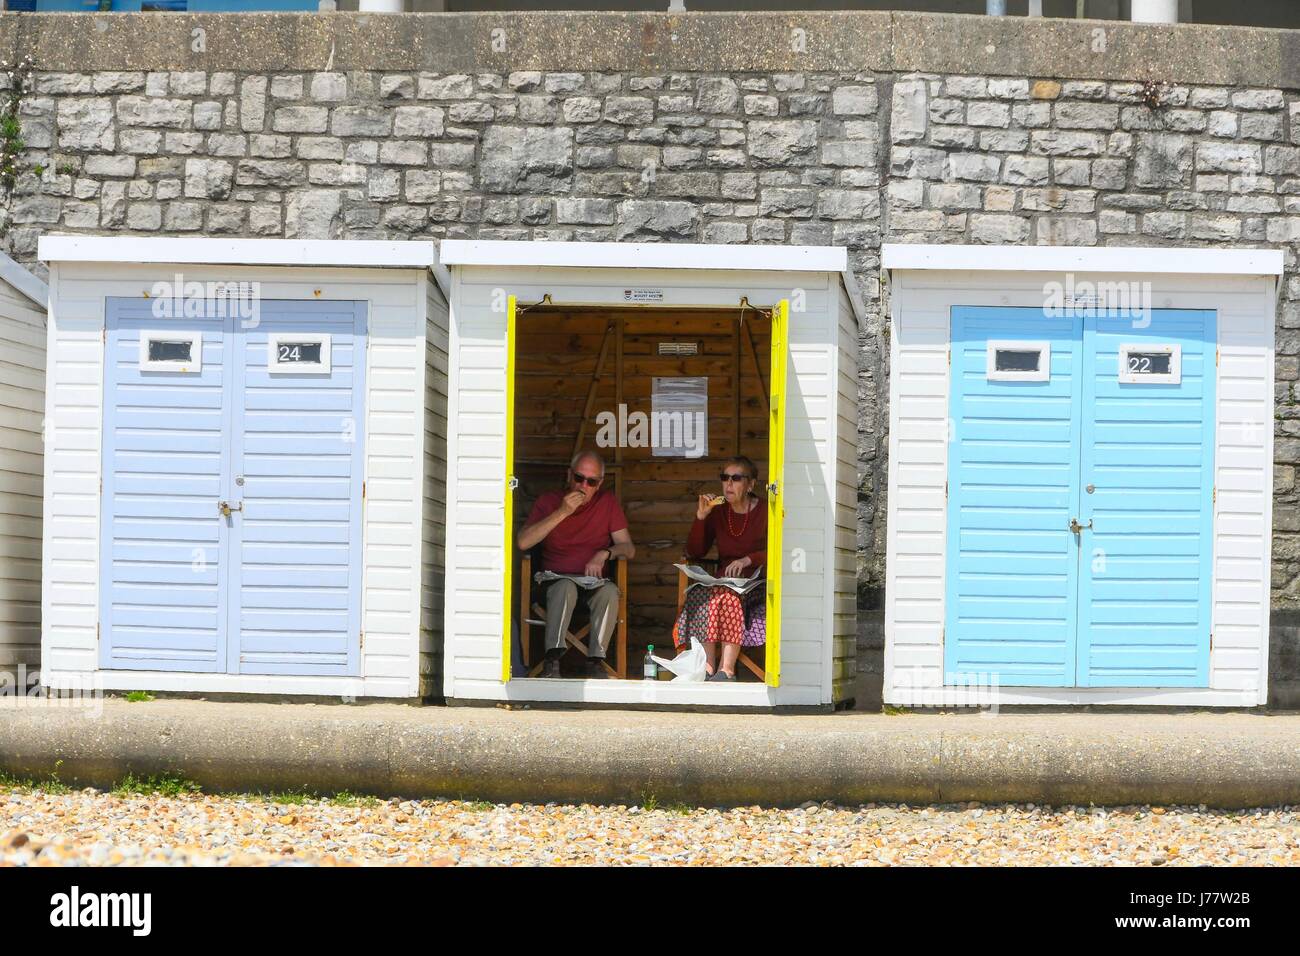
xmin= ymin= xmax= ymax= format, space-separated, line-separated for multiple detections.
xmin=0 ymin=11 xmax=1297 ymax=89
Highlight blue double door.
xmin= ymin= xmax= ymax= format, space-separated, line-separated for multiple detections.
xmin=945 ymin=306 xmax=1216 ymax=688
xmin=99 ymin=298 xmax=367 ymax=676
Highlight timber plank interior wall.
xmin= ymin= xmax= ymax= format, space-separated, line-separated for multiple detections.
xmin=514 ymin=305 xmax=771 ymax=675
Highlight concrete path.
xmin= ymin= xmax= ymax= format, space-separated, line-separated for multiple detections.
xmin=2 ymin=699 xmax=1298 ymax=808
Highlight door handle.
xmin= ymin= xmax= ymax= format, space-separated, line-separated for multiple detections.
xmin=1069 ymin=517 xmax=1092 ymax=533
xmin=218 ymin=500 xmax=243 ymax=517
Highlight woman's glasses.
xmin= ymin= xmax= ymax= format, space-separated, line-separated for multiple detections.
xmin=572 ymin=473 xmax=602 ymax=487
xmin=719 ymin=472 xmax=750 ymax=483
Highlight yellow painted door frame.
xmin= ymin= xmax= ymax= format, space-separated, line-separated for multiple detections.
xmin=502 ymin=294 xmax=786 ymax=686
xmin=501 ymin=294 xmax=518 ymax=682
xmin=765 ymin=298 xmax=789 ymax=687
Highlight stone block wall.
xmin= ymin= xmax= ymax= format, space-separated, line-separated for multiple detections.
xmin=3 ymin=65 xmax=896 ymax=594
xmin=882 ymin=72 xmax=1300 ymax=602
xmin=3 ymin=12 xmax=1300 ymax=623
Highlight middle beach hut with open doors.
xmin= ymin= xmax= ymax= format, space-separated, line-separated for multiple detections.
xmin=439 ymin=240 xmax=862 ymax=709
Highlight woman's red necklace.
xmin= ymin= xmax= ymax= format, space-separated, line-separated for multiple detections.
xmin=725 ymin=497 xmax=752 ymax=537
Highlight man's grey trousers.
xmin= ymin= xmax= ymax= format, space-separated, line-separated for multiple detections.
xmin=544 ymin=578 xmax=620 ymax=658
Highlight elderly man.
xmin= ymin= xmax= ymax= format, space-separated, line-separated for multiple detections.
xmin=518 ymin=450 xmax=635 ymax=679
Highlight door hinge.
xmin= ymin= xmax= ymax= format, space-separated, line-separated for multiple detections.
xmin=359 ymin=630 xmax=365 ymax=650
xmin=1209 ymin=632 xmax=1213 ymax=653
xmin=96 ymin=622 xmax=100 ymax=643
xmin=947 ymin=348 xmax=951 ymax=367
xmin=1216 ymin=348 xmax=1220 ymax=367
xmin=1212 ymin=485 xmax=1216 ymax=504
xmin=362 ymin=481 xmax=365 ymax=499
xmin=944 ymin=480 xmax=948 ymax=499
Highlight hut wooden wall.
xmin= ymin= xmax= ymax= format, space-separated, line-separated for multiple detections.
xmin=514 ymin=306 xmax=771 ymax=671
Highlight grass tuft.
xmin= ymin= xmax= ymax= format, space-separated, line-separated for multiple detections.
xmin=328 ymin=790 xmax=380 ymax=808
xmin=111 ymin=771 xmax=200 ymax=798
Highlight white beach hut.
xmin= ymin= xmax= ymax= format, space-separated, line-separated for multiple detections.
xmin=0 ymin=251 xmax=50 ymax=678
xmin=38 ymin=236 xmax=448 ymax=700
xmin=438 ymin=240 xmax=862 ymax=710
xmin=882 ymin=243 xmax=1284 ymax=708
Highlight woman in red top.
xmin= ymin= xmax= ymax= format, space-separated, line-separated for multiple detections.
xmin=673 ymin=455 xmax=767 ymax=681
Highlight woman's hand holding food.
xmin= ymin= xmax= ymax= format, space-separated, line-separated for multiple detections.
xmin=696 ymin=493 xmax=724 ymax=520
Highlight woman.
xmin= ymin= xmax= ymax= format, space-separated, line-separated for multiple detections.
xmin=673 ymin=455 xmax=767 ymax=681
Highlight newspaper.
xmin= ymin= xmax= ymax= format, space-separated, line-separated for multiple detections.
xmin=533 ymin=570 xmax=609 ymax=590
xmin=674 ymin=563 xmax=765 ymax=596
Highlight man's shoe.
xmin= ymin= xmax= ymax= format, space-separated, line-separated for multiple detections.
xmin=583 ymin=658 xmax=609 ymax=679
xmin=541 ymin=658 xmax=563 ymax=679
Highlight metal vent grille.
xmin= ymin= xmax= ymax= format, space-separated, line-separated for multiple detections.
xmin=657 ymin=341 xmax=699 ymax=356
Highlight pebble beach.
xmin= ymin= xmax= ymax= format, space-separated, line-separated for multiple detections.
xmin=3 ymin=787 xmax=1298 ymax=866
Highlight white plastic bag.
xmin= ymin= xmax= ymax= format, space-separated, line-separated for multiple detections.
xmin=651 ymin=636 xmax=707 ymax=682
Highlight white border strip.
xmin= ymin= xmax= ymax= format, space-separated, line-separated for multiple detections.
xmin=882 ymin=243 xmax=1285 ymax=277
xmin=38 ymin=235 xmax=438 ymax=269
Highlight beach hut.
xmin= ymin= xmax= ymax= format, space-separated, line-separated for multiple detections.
xmin=38 ymin=236 xmax=447 ymax=700
xmin=881 ymin=243 xmax=1285 ymax=707
xmin=438 ymin=240 xmax=862 ymax=709
xmin=0 ymin=252 xmax=50 ymax=678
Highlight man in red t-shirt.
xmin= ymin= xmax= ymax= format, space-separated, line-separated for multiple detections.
xmin=518 ymin=450 xmax=635 ymax=678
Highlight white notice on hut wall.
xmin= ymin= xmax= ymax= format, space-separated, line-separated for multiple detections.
xmin=652 ymin=376 xmax=708 ymax=458
xmin=624 ymin=288 xmax=664 ymax=303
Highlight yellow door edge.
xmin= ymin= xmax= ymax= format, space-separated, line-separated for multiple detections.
xmin=765 ymin=298 xmax=789 ymax=688
xmin=502 ymin=294 xmax=517 ymax=683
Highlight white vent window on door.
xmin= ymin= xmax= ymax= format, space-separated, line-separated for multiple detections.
xmin=139 ymin=331 xmax=202 ymax=372
xmin=1119 ymin=343 xmax=1181 ymax=384
xmin=268 ymin=333 xmax=332 ymax=374
xmin=986 ymin=340 xmax=1050 ymax=382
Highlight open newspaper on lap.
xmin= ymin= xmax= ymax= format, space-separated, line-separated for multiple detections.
xmin=533 ymin=570 xmax=609 ymax=590
xmin=674 ymin=563 xmax=765 ymax=595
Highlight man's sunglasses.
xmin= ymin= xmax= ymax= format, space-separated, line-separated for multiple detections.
xmin=719 ymin=472 xmax=751 ymax=483
xmin=572 ymin=473 xmax=602 ymax=487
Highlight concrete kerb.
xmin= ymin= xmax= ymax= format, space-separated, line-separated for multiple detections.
xmin=1 ymin=700 xmax=1298 ymax=809
xmin=0 ymin=12 xmax=1297 ymax=87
